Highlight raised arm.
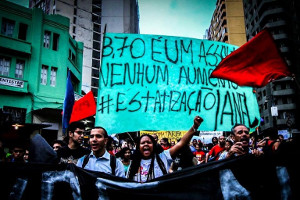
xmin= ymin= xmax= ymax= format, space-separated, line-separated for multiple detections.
xmin=169 ymin=116 xmax=203 ymax=158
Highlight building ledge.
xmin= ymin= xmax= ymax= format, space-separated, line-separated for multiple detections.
xmin=0 ymin=35 xmax=31 ymax=55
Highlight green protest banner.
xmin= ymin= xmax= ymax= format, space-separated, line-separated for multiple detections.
xmin=96 ymin=33 xmax=260 ymax=134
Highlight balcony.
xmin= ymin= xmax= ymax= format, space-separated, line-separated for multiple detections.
xmin=272 ymin=33 xmax=288 ymax=40
xmin=276 ymin=118 xmax=287 ymax=126
xmin=273 ymin=89 xmax=295 ymax=96
xmin=276 ymin=103 xmax=297 ymax=111
xmin=265 ymin=20 xmax=286 ymax=29
xmin=279 ymin=46 xmax=289 ymax=53
xmin=0 ymin=35 xmax=31 ymax=55
xmin=260 ymin=8 xmax=285 ymax=21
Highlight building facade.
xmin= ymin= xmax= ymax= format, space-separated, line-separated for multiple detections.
xmin=29 ymin=0 xmax=139 ymax=98
xmin=0 ymin=0 xmax=83 ymax=140
xmin=206 ymin=0 xmax=247 ymax=46
xmin=243 ymin=0 xmax=300 ymax=136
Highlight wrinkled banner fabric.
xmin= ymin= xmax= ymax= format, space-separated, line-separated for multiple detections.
xmin=1 ymin=152 xmax=299 ymax=200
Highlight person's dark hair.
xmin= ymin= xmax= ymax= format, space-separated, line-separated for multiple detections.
xmin=231 ymin=124 xmax=249 ymax=134
xmin=177 ymin=145 xmax=195 ymax=169
xmin=68 ymin=121 xmax=85 ymax=133
xmin=212 ymin=137 xmax=218 ymax=142
xmin=161 ymin=138 xmax=169 ymax=143
xmin=118 ymin=147 xmax=131 ymax=159
xmin=93 ymin=127 xmax=108 ymax=138
xmin=225 ymin=140 xmax=233 ymax=146
xmin=106 ymin=136 xmax=114 ymax=151
xmin=12 ymin=143 xmax=26 ymax=151
xmin=52 ymin=140 xmax=67 ymax=147
xmin=197 ymin=142 xmax=203 ymax=148
xmin=128 ymin=134 xmax=167 ymax=181
xmin=64 ymin=121 xmax=85 ymax=143
xmin=262 ymin=127 xmax=278 ymax=140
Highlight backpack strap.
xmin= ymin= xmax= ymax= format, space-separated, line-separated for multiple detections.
xmin=82 ymin=154 xmax=90 ymax=169
xmin=82 ymin=152 xmax=116 ymax=175
xmin=110 ymin=154 xmax=116 ymax=176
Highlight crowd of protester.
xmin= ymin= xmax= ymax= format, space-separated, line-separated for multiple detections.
xmin=0 ymin=117 xmax=296 ymax=183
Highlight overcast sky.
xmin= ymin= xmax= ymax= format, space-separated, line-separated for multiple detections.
xmin=138 ymin=0 xmax=216 ymax=39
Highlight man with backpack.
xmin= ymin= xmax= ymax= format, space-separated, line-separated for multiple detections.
xmin=76 ymin=127 xmax=125 ymax=178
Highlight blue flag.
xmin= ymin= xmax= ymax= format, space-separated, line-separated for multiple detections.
xmin=62 ymin=71 xmax=75 ymax=134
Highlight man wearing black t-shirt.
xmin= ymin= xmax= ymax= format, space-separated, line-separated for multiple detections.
xmin=57 ymin=121 xmax=90 ymax=164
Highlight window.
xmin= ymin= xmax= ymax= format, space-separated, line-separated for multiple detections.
xmin=0 ymin=57 xmax=11 ymax=76
xmin=281 ymin=83 xmax=286 ymax=89
xmin=92 ymin=68 xmax=99 ymax=77
xmin=41 ymin=65 xmax=48 ymax=85
xmin=1 ymin=18 xmax=15 ymax=37
xmin=92 ymin=59 xmax=100 ymax=68
xmin=92 ymin=78 xmax=99 ymax=87
xmin=69 ymin=49 xmax=76 ymax=63
xmin=52 ymin=33 xmax=59 ymax=51
xmin=93 ymin=50 xmax=100 ymax=59
xmin=43 ymin=31 xmax=51 ymax=48
xmin=282 ymin=97 xmax=288 ymax=104
xmin=265 ymin=117 xmax=269 ymax=123
xmin=50 ymin=67 xmax=57 ymax=87
xmin=92 ymin=88 xmax=98 ymax=97
xmin=93 ymin=41 xmax=100 ymax=50
xmin=93 ymin=32 xmax=100 ymax=41
xmin=15 ymin=60 xmax=25 ymax=79
xmin=18 ymin=23 xmax=28 ymax=40
xmin=94 ymin=24 xmax=100 ymax=32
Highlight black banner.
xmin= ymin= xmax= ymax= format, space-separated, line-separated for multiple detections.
xmin=1 ymin=148 xmax=299 ymax=200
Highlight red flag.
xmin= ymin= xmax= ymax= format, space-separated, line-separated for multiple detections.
xmin=69 ymin=91 xmax=96 ymax=123
xmin=210 ymin=29 xmax=291 ymax=87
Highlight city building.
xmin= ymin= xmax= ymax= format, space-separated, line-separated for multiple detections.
xmin=29 ymin=0 xmax=140 ymax=98
xmin=243 ymin=0 xmax=300 ymax=136
xmin=0 ymin=0 xmax=83 ymax=141
xmin=206 ymin=0 xmax=247 ymax=46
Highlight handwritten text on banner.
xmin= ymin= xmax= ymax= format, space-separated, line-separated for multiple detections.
xmin=96 ymin=33 xmax=260 ymax=134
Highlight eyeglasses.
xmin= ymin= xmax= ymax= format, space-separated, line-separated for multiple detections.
xmin=74 ymin=131 xmax=84 ymax=135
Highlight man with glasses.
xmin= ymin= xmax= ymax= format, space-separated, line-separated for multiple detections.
xmin=57 ymin=121 xmax=90 ymax=164
xmin=226 ymin=124 xmax=263 ymax=158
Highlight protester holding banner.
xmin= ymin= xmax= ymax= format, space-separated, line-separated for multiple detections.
xmin=127 ymin=116 xmax=203 ymax=183
xmin=226 ymin=124 xmax=263 ymax=158
xmin=76 ymin=127 xmax=125 ymax=177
